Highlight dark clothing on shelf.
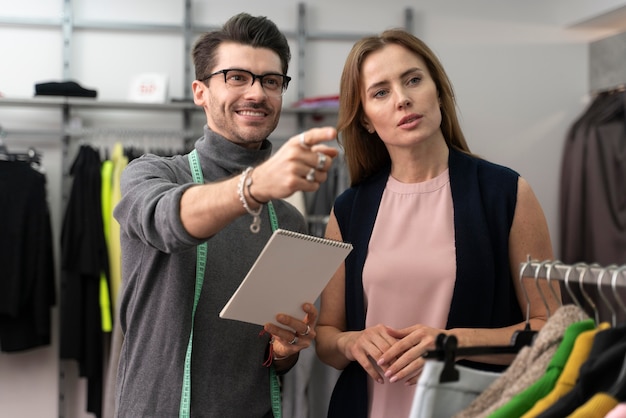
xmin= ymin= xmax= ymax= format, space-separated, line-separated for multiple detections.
xmin=35 ymin=80 xmax=98 ymax=98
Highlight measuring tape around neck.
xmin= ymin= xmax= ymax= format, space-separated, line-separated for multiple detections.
xmin=181 ymin=149 xmax=281 ymax=418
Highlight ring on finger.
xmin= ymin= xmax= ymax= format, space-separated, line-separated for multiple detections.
xmin=299 ymin=324 xmax=311 ymax=336
xmin=299 ymin=133 xmax=309 ymax=149
xmin=305 ymin=168 xmax=316 ymax=182
xmin=315 ymin=152 xmax=327 ymax=170
xmin=289 ymin=335 xmax=298 ymax=345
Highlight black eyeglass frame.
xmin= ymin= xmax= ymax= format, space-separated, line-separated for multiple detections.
xmin=200 ymin=68 xmax=292 ymax=96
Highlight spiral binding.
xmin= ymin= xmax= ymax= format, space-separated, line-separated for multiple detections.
xmin=275 ymin=229 xmax=352 ymax=249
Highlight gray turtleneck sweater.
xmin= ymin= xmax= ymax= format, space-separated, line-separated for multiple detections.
xmin=113 ymin=126 xmax=307 ymax=417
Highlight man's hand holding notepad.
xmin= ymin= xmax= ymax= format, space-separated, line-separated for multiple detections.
xmin=219 ymin=229 xmax=353 ymax=328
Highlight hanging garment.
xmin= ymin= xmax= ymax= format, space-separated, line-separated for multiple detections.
xmin=522 ymin=322 xmax=611 ymax=417
xmin=102 ymin=142 xmax=128 ymax=418
xmin=453 ymin=304 xmax=589 ymax=418
xmin=487 ymin=318 xmax=596 ymax=417
xmin=107 ymin=142 xmax=127 ymax=313
xmin=0 ymin=159 xmax=56 ymax=351
xmin=559 ymin=90 xmax=626 ymax=266
xmin=60 ymin=145 xmax=109 ymax=418
xmin=410 ymin=360 xmax=502 ymax=418
xmin=536 ymin=324 xmax=626 ymax=417
xmin=568 ymin=392 xmax=619 ymax=417
xmin=100 ymin=158 xmax=113 ymax=333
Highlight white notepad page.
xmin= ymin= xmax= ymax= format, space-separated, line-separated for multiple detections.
xmin=219 ymin=228 xmax=353 ymax=328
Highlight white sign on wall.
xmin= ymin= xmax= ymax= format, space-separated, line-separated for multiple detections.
xmin=127 ymin=73 xmax=169 ymax=103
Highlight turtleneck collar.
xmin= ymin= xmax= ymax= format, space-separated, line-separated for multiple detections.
xmin=194 ymin=125 xmax=273 ymax=177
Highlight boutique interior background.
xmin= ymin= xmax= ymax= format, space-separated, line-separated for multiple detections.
xmin=1 ymin=0 xmax=626 ymax=417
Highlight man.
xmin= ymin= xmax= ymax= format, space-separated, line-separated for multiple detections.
xmin=113 ymin=13 xmax=338 ymax=417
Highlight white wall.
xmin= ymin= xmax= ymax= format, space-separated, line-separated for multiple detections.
xmin=1 ymin=1 xmax=625 ymax=417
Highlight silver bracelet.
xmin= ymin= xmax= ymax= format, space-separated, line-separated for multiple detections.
xmin=238 ymin=167 xmax=262 ymax=233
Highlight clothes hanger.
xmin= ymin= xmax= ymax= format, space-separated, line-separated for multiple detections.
xmin=611 ymin=265 xmax=626 ymax=319
xmin=597 ymin=264 xmax=618 ymax=327
xmin=0 ymin=126 xmax=42 ymax=166
xmin=424 ymin=257 xmax=540 ymax=377
xmin=544 ymin=259 xmax=564 ymax=308
xmin=0 ymin=125 xmax=10 ymax=159
xmin=506 ymin=256 xmax=542 ymax=348
xmin=533 ymin=259 xmax=554 ymax=318
xmin=578 ymin=263 xmax=601 ymax=324
xmin=435 ymin=333 xmax=460 ymax=383
xmin=563 ymin=262 xmax=586 ymax=311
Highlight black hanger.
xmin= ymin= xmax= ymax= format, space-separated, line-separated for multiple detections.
xmin=437 ymin=333 xmax=459 ymax=383
xmin=0 ymin=125 xmax=9 ymax=158
xmin=0 ymin=127 xmax=42 ymax=167
xmin=427 ymin=330 xmax=539 ymax=384
xmin=423 ymin=327 xmax=536 ymax=360
xmin=423 ymin=257 xmax=546 ymax=382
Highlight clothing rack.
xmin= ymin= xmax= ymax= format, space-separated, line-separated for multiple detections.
xmin=520 ymin=259 xmax=626 ymax=290
xmin=68 ymin=127 xmax=197 ymax=139
xmin=424 ymin=259 xmax=626 ymax=384
xmin=521 ymin=259 xmax=626 ymax=326
xmin=0 ymin=125 xmax=42 ymax=165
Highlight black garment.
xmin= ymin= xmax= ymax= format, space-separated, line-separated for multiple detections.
xmin=35 ymin=80 xmax=98 ymax=98
xmin=0 ymin=160 xmax=56 ymax=351
xmin=537 ymin=325 xmax=626 ymax=417
xmin=60 ymin=145 xmax=109 ymax=418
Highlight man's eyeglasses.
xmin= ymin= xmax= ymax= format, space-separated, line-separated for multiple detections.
xmin=200 ymin=69 xmax=291 ymax=97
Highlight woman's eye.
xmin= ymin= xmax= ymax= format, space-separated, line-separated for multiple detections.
xmin=408 ymin=76 xmax=421 ymax=86
xmin=373 ymin=89 xmax=388 ymax=98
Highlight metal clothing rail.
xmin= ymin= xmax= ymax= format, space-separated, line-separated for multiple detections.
xmin=520 ymin=259 xmax=626 ymax=288
xmin=520 ymin=258 xmax=626 ymax=325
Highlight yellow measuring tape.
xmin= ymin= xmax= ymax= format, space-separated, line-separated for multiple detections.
xmin=181 ymin=149 xmax=282 ymax=417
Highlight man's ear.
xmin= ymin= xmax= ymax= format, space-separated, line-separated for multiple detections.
xmin=192 ymin=80 xmax=206 ymax=106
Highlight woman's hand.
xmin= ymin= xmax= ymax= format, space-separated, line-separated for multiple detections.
xmin=335 ymin=324 xmax=400 ymax=384
xmin=376 ymin=324 xmax=441 ymax=385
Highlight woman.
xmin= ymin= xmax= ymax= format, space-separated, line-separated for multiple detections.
xmin=315 ymin=29 xmax=562 ymax=418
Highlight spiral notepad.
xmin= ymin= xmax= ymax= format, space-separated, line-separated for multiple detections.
xmin=219 ymin=228 xmax=353 ymax=328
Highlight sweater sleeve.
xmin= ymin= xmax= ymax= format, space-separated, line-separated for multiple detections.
xmin=114 ymin=154 xmax=203 ymax=253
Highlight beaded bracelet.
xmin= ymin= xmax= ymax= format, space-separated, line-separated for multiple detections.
xmin=238 ymin=167 xmax=262 ymax=233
